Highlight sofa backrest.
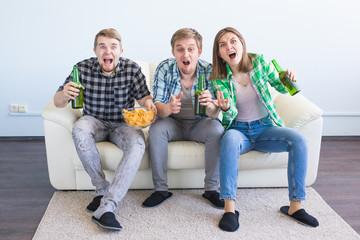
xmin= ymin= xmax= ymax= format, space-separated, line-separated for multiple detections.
xmin=134 ymin=61 xmax=160 ymax=96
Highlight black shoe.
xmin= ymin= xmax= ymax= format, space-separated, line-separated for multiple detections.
xmin=142 ymin=191 xmax=173 ymax=208
xmin=86 ymin=195 xmax=103 ymax=213
xmin=280 ymin=206 xmax=319 ymax=228
xmin=219 ymin=211 xmax=240 ymax=232
xmin=202 ymin=192 xmax=225 ymax=209
xmin=91 ymin=212 xmax=122 ymax=231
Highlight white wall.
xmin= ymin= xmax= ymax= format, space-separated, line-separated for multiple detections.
xmin=1 ymin=0 xmax=359 ymax=136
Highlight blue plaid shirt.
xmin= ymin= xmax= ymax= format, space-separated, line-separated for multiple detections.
xmin=153 ymin=58 xmax=214 ymax=105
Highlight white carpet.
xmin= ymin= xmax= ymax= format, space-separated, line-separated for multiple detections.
xmin=33 ymin=188 xmax=359 ymax=240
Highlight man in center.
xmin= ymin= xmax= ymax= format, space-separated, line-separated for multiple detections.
xmin=142 ymin=28 xmax=225 ymax=209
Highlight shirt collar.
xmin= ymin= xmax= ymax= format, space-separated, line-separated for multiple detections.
xmin=225 ymin=63 xmax=233 ymax=80
xmin=172 ymin=58 xmax=204 ymax=81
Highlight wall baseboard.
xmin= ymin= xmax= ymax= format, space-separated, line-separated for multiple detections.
xmin=0 ymin=136 xmax=45 ymax=141
xmin=322 ymin=112 xmax=360 ymax=136
xmin=1 ymin=136 xmax=359 ymax=142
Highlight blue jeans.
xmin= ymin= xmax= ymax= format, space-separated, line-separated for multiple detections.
xmin=219 ymin=116 xmax=308 ymax=201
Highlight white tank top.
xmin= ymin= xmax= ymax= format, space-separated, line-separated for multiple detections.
xmin=233 ymin=79 xmax=268 ymax=122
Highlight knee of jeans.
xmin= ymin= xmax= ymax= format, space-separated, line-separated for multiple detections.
xmin=287 ymin=130 xmax=308 ymax=150
xmin=148 ymin=120 xmax=170 ymax=138
xmin=73 ymin=118 xmax=96 ymax=135
xmin=72 ymin=128 xmax=94 ymax=152
xmin=128 ymin=131 xmax=146 ymax=149
xmin=208 ymin=122 xmax=225 ymax=139
xmin=72 ymin=126 xmax=93 ymax=139
xmin=148 ymin=123 xmax=159 ymax=136
xmin=221 ymin=132 xmax=242 ymax=147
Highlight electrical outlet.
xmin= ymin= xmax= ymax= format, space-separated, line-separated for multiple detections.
xmin=10 ymin=104 xmax=19 ymax=112
xmin=18 ymin=105 xmax=27 ymax=113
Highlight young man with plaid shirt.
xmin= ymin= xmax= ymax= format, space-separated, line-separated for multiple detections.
xmin=142 ymin=28 xmax=225 ymax=209
xmin=54 ymin=28 xmax=155 ymax=231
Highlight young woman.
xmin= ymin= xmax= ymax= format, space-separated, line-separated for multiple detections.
xmin=209 ymin=27 xmax=319 ymax=232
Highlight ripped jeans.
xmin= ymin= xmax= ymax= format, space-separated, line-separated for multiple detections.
xmin=72 ymin=115 xmax=145 ymax=218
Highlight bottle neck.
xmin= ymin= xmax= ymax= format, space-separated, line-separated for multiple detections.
xmin=73 ymin=67 xmax=79 ymax=83
xmin=271 ymin=60 xmax=284 ymax=73
xmin=198 ymin=74 xmax=204 ymax=90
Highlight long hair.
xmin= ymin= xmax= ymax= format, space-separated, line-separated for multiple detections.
xmin=210 ymin=27 xmax=253 ymax=80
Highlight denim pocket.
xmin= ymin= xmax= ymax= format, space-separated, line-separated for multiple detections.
xmin=259 ymin=116 xmax=274 ymax=126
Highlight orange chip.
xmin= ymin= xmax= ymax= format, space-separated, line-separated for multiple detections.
xmin=123 ymin=108 xmax=155 ymax=128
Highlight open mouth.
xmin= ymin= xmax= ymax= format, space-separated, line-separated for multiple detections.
xmin=229 ymin=53 xmax=236 ymax=59
xmin=183 ymin=61 xmax=190 ymax=66
xmin=104 ymin=58 xmax=113 ymax=65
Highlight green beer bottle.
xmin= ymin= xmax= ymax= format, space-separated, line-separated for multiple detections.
xmin=194 ymin=74 xmax=206 ymax=116
xmin=71 ymin=66 xmax=84 ymax=109
xmin=271 ymin=59 xmax=300 ymax=96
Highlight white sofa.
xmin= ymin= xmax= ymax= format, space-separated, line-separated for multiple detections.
xmin=42 ymin=61 xmax=323 ymax=190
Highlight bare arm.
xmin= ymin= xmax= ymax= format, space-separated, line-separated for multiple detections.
xmin=205 ymin=102 xmax=221 ymax=119
xmin=155 ymin=102 xmax=174 ymax=118
xmin=53 ymin=82 xmax=80 ymax=108
xmin=155 ymin=92 xmax=183 ymax=118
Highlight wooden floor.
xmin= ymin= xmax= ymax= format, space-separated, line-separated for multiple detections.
xmin=0 ymin=137 xmax=359 ymax=239
xmin=312 ymin=137 xmax=360 ymax=234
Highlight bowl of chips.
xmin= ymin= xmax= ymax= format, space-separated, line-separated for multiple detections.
xmin=122 ymin=107 xmax=156 ymax=129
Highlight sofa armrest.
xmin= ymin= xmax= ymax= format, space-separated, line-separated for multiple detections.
xmin=274 ymin=93 xmax=323 ymax=129
xmin=275 ymin=93 xmax=323 ymax=186
xmin=42 ymin=99 xmax=82 ymax=189
xmin=42 ymin=99 xmax=82 ymax=133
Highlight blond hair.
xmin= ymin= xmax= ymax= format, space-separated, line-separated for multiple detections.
xmin=94 ymin=28 xmax=122 ymax=49
xmin=170 ymin=28 xmax=202 ymax=50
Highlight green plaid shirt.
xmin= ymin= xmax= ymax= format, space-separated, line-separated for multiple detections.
xmin=211 ymin=53 xmax=288 ymax=129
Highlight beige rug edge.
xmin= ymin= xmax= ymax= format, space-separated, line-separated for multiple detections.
xmin=33 ymin=187 xmax=360 ymax=240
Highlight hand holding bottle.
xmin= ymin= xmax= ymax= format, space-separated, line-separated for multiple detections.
xmin=170 ymin=92 xmax=183 ymax=114
xmin=63 ymin=82 xmax=82 ymax=100
xmin=194 ymin=74 xmax=206 ymax=115
xmin=70 ymin=66 xmax=84 ymax=109
xmin=195 ymin=89 xmax=213 ymax=107
xmin=272 ymin=60 xmax=300 ymax=96
xmin=284 ymin=69 xmax=297 ymax=83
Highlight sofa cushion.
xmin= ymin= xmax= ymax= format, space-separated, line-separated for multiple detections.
xmin=167 ymin=141 xmax=205 ymax=169
xmin=166 ymin=141 xmax=288 ymax=170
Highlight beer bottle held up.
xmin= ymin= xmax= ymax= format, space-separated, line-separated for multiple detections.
xmin=194 ymin=74 xmax=206 ymax=116
xmin=272 ymin=59 xmax=300 ymax=96
xmin=71 ymin=66 xmax=84 ymax=109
